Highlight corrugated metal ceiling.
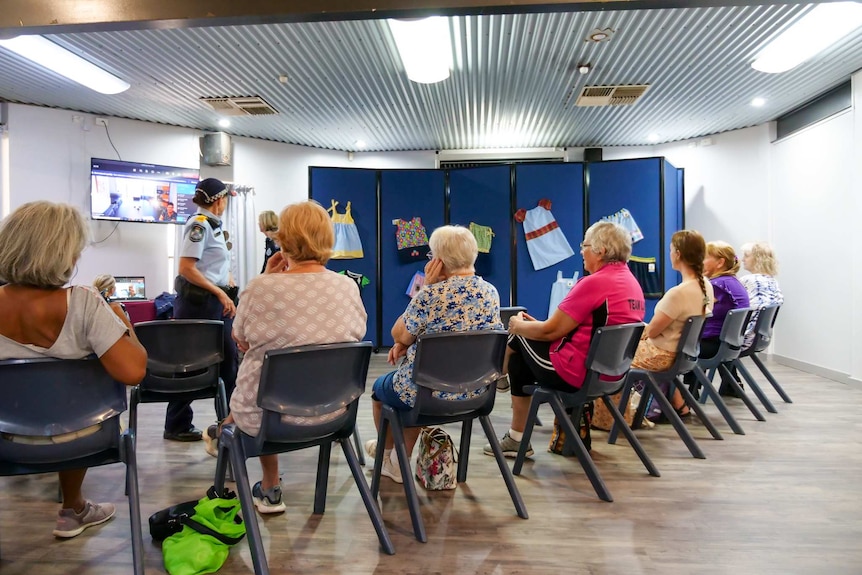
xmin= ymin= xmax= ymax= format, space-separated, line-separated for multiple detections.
xmin=0 ymin=3 xmax=860 ymax=151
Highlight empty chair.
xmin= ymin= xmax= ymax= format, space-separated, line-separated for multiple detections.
xmin=0 ymin=357 xmax=144 ymax=574
xmin=513 ymin=322 xmax=656 ymax=503
xmin=610 ymin=315 xmax=725 ymax=460
xmin=213 ymin=342 xmax=393 ymax=574
xmin=370 ymin=330 xmax=528 ymax=543
xmin=731 ymin=304 xmax=791 ymax=410
xmin=130 ymin=319 xmax=228 ymax=440
xmin=694 ymin=307 xmax=764 ymax=427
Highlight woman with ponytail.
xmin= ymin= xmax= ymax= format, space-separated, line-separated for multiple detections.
xmin=631 ymin=230 xmax=714 ymax=418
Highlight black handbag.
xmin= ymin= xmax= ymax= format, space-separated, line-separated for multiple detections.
xmin=148 ymin=486 xmax=244 ymax=544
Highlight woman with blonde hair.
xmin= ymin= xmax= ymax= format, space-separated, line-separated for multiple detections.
xmin=258 ymin=210 xmax=280 ymax=273
xmin=207 ymin=200 xmax=366 ymax=514
xmin=92 ymin=274 xmax=130 ymax=321
xmin=631 ymin=230 xmax=714 ymax=418
xmin=0 ymin=201 xmax=146 ymax=538
xmin=740 ymin=241 xmax=783 ymax=348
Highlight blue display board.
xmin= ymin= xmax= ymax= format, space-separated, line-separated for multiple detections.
xmin=514 ymin=163 xmax=584 ymax=319
xmin=448 ymin=166 xmax=513 ymax=306
xmin=663 ymin=160 xmax=683 ymax=293
xmin=309 ymin=167 xmax=379 ymax=345
xmin=379 ymin=170 xmax=446 ymax=347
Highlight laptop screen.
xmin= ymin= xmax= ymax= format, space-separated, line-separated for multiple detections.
xmin=110 ymin=276 xmax=147 ymax=301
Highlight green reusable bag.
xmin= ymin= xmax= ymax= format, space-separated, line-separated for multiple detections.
xmin=162 ymin=491 xmax=246 ymax=575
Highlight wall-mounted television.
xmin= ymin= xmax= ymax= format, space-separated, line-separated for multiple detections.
xmin=90 ymin=158 xmax=200 ymax=224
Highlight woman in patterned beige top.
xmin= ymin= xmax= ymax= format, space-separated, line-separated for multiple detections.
xmin=210 ymin=201 xmax=366 ymax=514
xmin=366 ymin=225 xmax=503 ymax=484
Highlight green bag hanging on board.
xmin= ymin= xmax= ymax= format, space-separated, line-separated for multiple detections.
xmin=162 ymin=491 xmax=246 ymax=575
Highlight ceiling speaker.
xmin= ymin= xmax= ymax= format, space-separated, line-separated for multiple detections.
xmin=201 ymin=132 xmax=232 ymax=166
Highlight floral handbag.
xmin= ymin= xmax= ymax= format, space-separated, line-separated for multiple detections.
xmin=415 ymin=426 xmax=457 ymax=490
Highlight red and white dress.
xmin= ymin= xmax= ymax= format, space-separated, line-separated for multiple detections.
xmin=514 ymin=199 xmax=575 ymax=270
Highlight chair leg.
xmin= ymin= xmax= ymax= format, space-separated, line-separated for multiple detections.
xmin=608 ymin=377 xmax=634 ymax=445
xmin=645 ymin=376 xmax=705 ymax=459
xmin=512 ymin=393 xmax=544 ymax=476
xmin=601 ymin=394 xmax=661 ymax=475
xmin=750 ymin=354 xmax=792 ymax=403
xmin=224 ymin=429 xmax=269 ymax=575
xmin=676 ymin=376 xmax=723 ymax=440
xmin=339 ymin=439 xmax=395 ymax=555
xmin=213 ymin=428 xmax=231 ymax=495
xmin=548 ymin=395 xmax=613 ymax=502
xmin=694 ymin=367 xmax=745 ymax=435
xmin=126 ymin=390 xmax=140 ymax=498
xmin=388 ymin=414 xmax=426 ymax=543
xmin=313 ymin=442 xmax=333 ymax=515
xmin=734 ymin=360 xmax=778 ymax=414
xmin=478 ymin=416 xmax=528 ymax=519
xmin=698 ymin=367 xmax=718 ymax=404
xmin=718 ymin=363 xmax=766 ymax=421
xmin=353 ymin=427 xmax=365 ymax=466
xmin=370 ymin=416 xmax=390 ymax=499
xmin=457 ymin=419 xmax=472 ymax=483
xmin=215 ymin=380 xmax=229 ymax=421
xmin=122 ymin=433 xmax=145 ymax=575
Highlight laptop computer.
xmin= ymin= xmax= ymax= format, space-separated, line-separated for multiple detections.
xmin=110 ymin=276 xmax=147 ymax=301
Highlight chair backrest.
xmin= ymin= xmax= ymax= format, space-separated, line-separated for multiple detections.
xmin=134 ymin=319 xmax=223 ymax=392
xmin=710 ymin=307 xmax=753 ymax=363
xmin=582 ymin=322 xmax=645 ymax=398
xmin=499 ymin=306 xmax=527 ymax=326
xmin=667 ymin=315 xmax=708 ymax=375
xmin=0 ymin=356 xmax=125 ymax=466
xmin=255 ymin=341 xmax=373 ymax=444
xmin=749 ymin=304 xmax=780 ymax=353
xmin=411 ymin=330 xmax=509 ymax=417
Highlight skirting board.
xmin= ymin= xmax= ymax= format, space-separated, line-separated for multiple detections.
xmin=772 ymin=354 xmax=862 ymax=390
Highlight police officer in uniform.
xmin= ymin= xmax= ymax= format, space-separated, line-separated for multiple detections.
xmin=164 ymin=178 xmax=239 ymax=441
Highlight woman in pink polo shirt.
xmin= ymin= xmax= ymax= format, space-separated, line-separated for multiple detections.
xmin=484 ymin=221 xmax=645 ymax=459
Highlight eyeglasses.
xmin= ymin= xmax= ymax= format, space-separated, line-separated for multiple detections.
xmin=426 ymin=251 xmax=434 ymax=260
xmin=579 ymin=243 xmax=592 ymax=250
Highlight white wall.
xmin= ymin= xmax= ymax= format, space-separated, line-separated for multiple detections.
xmin=3 ymin=103 xmax=435 ymax=294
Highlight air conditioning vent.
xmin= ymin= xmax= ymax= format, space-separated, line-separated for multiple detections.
xmin=200 ymin=96 xmax=279 ymax=116
xmin=575 ymin=85 xmax=650 ymax=107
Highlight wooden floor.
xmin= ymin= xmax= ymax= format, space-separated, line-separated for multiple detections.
xmin=2 ymin=355 xmax=861 ymax=574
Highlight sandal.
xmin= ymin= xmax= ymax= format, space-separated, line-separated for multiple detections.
xmin=675 ymin=405 xmax=692 ymax=419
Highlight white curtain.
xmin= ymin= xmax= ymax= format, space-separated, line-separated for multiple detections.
xmin=224 ymin=184 xmax=257 ymax=290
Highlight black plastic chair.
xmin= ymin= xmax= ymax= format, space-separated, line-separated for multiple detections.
xmin=130 ymin=319 xmax=228 ymax=437
xmin=0 ymin=357 xmax=144 ymax=574
xmin=370 ymin=330 xmax=528 ymax=543
xmin=694 ymin=307 xmax=764 ymax=427
xmin=610 ymin=316 xmax=724 ymax=460
xmin=731 ymin=304 xmax=790 ymax=411
xmin=500 ymin=306 xmax=527 ymax=325
xmin=512 ymin=322 xmax=656 ymax=503
xmin=213 ymin=341 xmax=393 ymax=575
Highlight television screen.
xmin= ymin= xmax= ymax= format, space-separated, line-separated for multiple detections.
xmin=110 ymin=276 xmax=147 ymax=301
xmin=90 ymin=158 xmax=200 ymax=224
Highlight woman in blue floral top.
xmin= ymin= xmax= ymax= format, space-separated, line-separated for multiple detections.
xmin=366 ymin=225 xmax=503 ymax=484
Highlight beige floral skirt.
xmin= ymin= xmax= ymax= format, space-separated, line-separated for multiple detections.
xmin=631 ymin=338 xmax=677 ymax=372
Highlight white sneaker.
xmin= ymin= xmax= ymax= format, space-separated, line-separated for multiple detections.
xmin=364 ymin=439 xmax=378 ymax=460
xmin=380 ymin=453 xmax=403 ymax=484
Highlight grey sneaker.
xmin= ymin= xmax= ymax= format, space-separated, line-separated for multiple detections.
xmin=53 ymin=501 xmax=116 ymax=538
xmin=484 ymin=432 xmax=533 ymax=459
xmin=252 ymin=481 xmax=286 ymax=514
xmin=496 ymin=374 xmax=511 ymax=392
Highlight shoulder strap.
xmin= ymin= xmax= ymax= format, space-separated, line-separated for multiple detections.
xmin=180 ymin=515 xmax=245 ymax=545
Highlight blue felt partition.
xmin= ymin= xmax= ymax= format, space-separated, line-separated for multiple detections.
xmin=379 ymin=170 xmax=446 ymax=347
xmin=663 ymin=160 xmax=683 ymax=293
xmin=587 ymin=158 xmax=662 ymax=320
xmin=448 ymin=166 xmax=513 ymax=306
xmin=514 ymin=163 xmax=584 ymax=320
xmin=309 ymin=167 xmax=380 ymax=346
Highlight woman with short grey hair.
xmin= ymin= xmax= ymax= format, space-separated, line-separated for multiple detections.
xmin=0 ymin=201 xmax=146 ymax=539
xmin=582 ymin=220 xmax=633 ymax=263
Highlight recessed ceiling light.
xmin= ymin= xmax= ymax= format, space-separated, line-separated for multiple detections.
xmin=751 ymin=97 xmax=766 ymax=107
xmin=354 ymin=140 xmax=367 ymax=149
xmin=388 ymin=17 xmax=452 ymax=84
xmin=217 ymin=118 xmax=231 ymax=128
xmin=647 ymin=133 xmax=661 ymax=143
xmin=752 ymin=2 xmax=862 ymax=73
xmin=586 ymin=27 xmax=615 ymax=43
xmin=0 ymin=35 xmax=130 ymax=94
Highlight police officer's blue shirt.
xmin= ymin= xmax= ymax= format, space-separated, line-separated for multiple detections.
xmin=181 ymin=207 xmax=231 ymax=286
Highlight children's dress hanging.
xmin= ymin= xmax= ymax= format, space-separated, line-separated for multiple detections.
xmin=395 ymin=217 xmax=430 ymax=261
xmin=514 ymin=199 xmax=575 ymax=271
xmin=328 ymin=200 xmax=364 ymax=259
xmin=469 ymin=222 xmax=494 ymax=254
xmin=601 ymin=208 xmax=644 ymax=243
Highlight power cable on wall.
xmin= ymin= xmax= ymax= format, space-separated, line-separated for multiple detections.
xmin=92 ymin=121 xmax=121 ymax=244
